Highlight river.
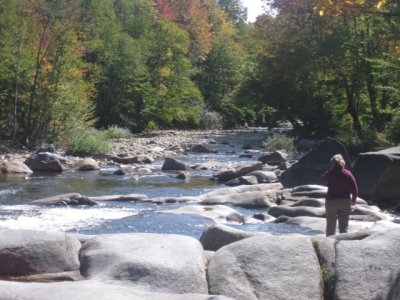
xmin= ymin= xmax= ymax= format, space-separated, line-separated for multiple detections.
xmin=0 ymin=129 xmax=324 ymax=238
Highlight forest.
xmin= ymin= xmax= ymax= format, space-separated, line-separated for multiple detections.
xmin=0 ymin=0 xmax=399 ymax=153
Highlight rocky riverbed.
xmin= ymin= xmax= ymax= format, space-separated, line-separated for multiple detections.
xmin=1 ymin=129 xmax=400 ymax=299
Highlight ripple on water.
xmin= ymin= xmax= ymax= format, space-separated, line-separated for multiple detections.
xmin=0 ymin=204 xmax=138 ymax=232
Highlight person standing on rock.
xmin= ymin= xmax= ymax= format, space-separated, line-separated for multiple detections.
xmin=320 ymin=154 xmax=358 ymax=236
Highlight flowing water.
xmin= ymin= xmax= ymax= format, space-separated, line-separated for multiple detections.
xmin=0 ymin=129 xmax=322 ymax=238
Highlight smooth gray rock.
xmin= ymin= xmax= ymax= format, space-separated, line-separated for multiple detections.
xmin=258 ymin=150 xmax=287 ymax=165
xmin=211 ymin=161 xmax=263 ymax=182
xmin=161 ymin=157 xmax=189 ymax=171
xmin=290 ymin=198 xmax=325 ymax=207
xmin=74 ymin=158 xmax=100 ymax=171
xmin=79 ymin=233 xmax=208 ymax=294
xmin=199 ymin=183 xmax=283 ymax=207
xmin=286 ymin=216 xmax=373 ymax=234
xmin=30 ymin=193 xmax=98 ymax=206
xmin=247 ymin=170 xmax=277 ymax=183
xmin=0 ymin=161 xmax=33 ymax=174
xmin=208 ymin=235 xmax=323 ymax=300
xmin=200 ymin=191 xmax=276 ymax=208
xmin=200 ymin=224 xmax=263 ymax=251
xmin=24 ymin=152 xmax=66 ymax=172
xmin=268 ymin=206 xmax=326 ymax=218
xmin=192 ymin=161 xmax=225 ymax=170
xmin=159 ymin=205 xmax=245 ymax=224
xmin=353 ymin=147 xmax=400 ymax=202
xmin=334 ymin=228 xmax=400 ymax=300
xmin=281 ymin=137 xmax=351 ymax=188
xmin=88 ymin=194 xmax=148 ymax=202
xmin=111 ymin=155 xmax=153 ymax=164
xmin=0 ymin=229 xmax=81 ymax=276
xmin=225 ymin=175 xmax=258 ymax=186
xmin=0 ymin=280 xmax=233 ymax=300
xmin=189 ymin=144 xmax=217 ymax=153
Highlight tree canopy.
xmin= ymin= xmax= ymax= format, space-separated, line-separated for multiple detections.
xmin=0 ymin=0 xmax=399 ymax=151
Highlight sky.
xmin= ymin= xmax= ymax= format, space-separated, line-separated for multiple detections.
xmin=242 ymin=0 xmax=265 ymax=23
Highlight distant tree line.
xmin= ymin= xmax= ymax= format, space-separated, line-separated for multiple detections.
xmin=0 ymin=0 xmax=399 ymax=151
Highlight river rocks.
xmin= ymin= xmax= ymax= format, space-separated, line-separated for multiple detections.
xmin=173 ymin=171 xmax=190 ymax=180
xmin=247 ymin=170 xmax=278 ymax=183
xmin=30 ymin=193 xmax=98 ymax=206
xmin=0 ymin=280 xmax=233 ymax=300
xmin=211 ymin=161 xmax=263 ymax=182
xmin=88 ymin=194 xmax=148 ymax=202
xmin=161 ymin=157 xmax=189 ymax=171
xmin=194 ymin=183 xmax=283 ymax=207
xmin=226 ymin=170 xmax=278 ymax=187
xmin=188 ymin=144 xmax=217 ymax=153
xmin=192 ymin=161 xmax=226 ymax=170
xmin=200 ymin=190 xmax=277 ymax=207
xmin=74 ymin=158 xmax=100 ymax=171
xmin=268 ymin=206 xmax=326 ymax=218
xmin=159 ymin=205 xmax=245 ymax=223
xmin=320 ymin=228 xmax=400 ymax=300
xmin=200 ymin=224 xmax=263 ymax=251
xmin=207 ymin=235 xmax=323 ymax=300
xmin=0 ymin=161 xmax=32 ymax=174
xmin=110 ymin=155 xmax=153 ymax=164
xmin=258 ymin=150 xmax=288 ymax=165
xmin=79 ymin=233 xmax=208 ymax=294
xmin=353 ymin=146 xmax=400 ymax=202
xmin=0 ymin=228 xmax=81 ymax=276
xmin=225 ymin=175 xmax=258 ymax=186
xmin=281 ymin=137 xmax=352 ymax=188
xmin=24 ymin=152 xmax=66 ymax=172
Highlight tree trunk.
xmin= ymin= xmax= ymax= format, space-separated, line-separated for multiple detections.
xmin=343 ymin=76 xmax=362 ymax=137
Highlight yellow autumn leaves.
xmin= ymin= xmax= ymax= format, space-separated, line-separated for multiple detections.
xmin=314 ymin=0 xmax=387 ymax=16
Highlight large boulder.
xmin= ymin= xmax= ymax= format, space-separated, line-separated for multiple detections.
xmin=79 ymin=233 xmax=208 ymax=294
xmin=200 ymin=224 xmax=263 ymax=251
xmin=207 ymin=235 xmax=323 ymax=300
xmin=331 ymin=228 xmax=400 ymax=300
xmin=352 ymin=146 xmax=400 ymax=201
xmin=161 ymin=157 xmax=189 ymax=171
xmin=0 ymin=280 xmax=233 ymax=300
xmin=0 ymin=229 xmax=81 ymax=276
xmin=281 ymin=137 xmax=351 ymax=188
xmin=0 ymin=161 xmax=33 ymax=174
xmin=24 ymin=152 xmax=66 ymax=172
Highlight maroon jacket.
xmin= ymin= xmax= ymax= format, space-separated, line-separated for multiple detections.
xmin=320 ymin=167 xmax=358 ymax=203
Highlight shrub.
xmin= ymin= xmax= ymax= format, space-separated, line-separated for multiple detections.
xmin=263 ymin=134 xmax=296 ymax=152
xmin=66 ymin=128 xmax=111 ymax=156
xmin=200 ymin=111 xmax=223 ymax=130
xmin=105 ymin=126 xmax=133 ymax=139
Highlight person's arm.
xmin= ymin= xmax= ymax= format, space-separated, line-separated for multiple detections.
xmin=348 ymin=171 xmax=358 ymax=205
xmin=320 ymin=170 xmax=330 ymax=185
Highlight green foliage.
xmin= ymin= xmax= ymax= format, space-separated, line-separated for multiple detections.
xmin=385 ymin=109 xmax=400 ymax=144
xmin=263 ymin=134 xmax=296 ymax=152
xmin=200 ymin=111 xmax=223 ymax=130
xmin=104 ymin=126 xmax=133 ymax=139
xmin=65 ymin=128 xmax=111 ymax=156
